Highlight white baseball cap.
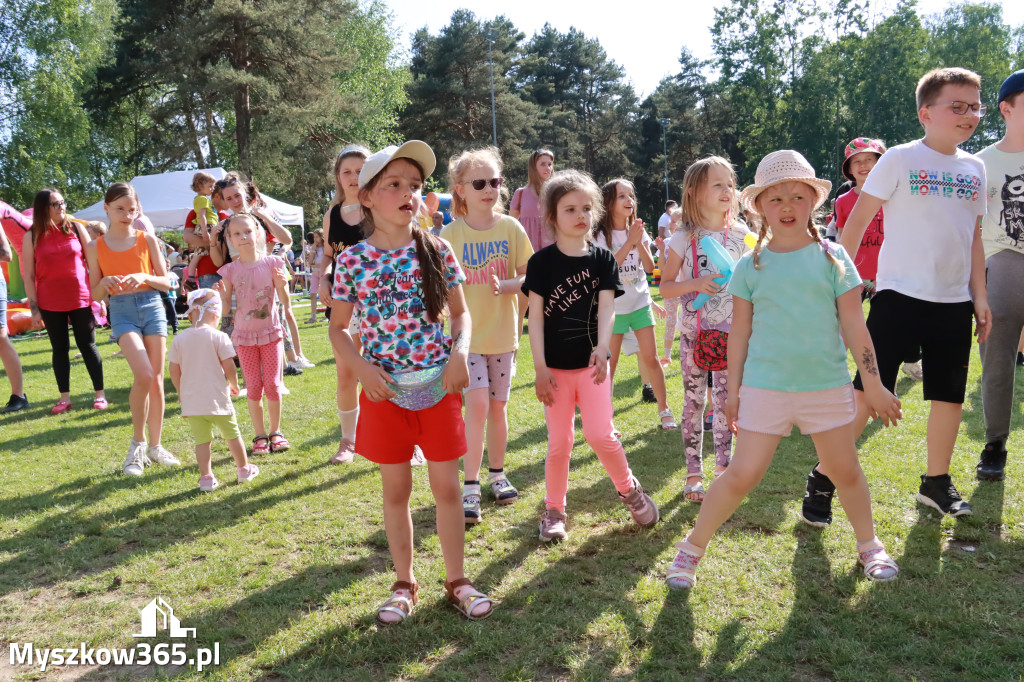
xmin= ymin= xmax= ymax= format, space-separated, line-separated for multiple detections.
xmin=358 ymin=141 xmax=436 ymax=188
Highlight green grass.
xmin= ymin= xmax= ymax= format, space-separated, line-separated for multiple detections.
xmin=1 ymin=294 xmax=1023 ymax=681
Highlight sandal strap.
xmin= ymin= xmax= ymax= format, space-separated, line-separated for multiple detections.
xmin=445 ymin=577 xmax=472 ymax=592
xmin=860 ymin=548 xmax=898 ymax=576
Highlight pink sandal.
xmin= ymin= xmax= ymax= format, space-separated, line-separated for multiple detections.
xmin=93 ymin=397 xmax=109 ymax=410
xmin=251 ymin=435 xmax=270 ymax=456
xmin=269 ymin=431 xmax=290 ymax=453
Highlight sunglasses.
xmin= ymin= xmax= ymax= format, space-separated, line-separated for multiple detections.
xmin=467 ymin=178 xmax=503 ymax=190
xmin=50 ymin=199 xmax=67 ymax=208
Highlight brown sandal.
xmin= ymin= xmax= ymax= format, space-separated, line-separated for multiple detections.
xmin=376 ymin=580 xmax=418 ymax=625
xmin=444 ymin=577 xmax=493 ymax=620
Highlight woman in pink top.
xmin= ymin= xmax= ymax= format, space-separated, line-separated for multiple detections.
xmin=22 ymin=189 xmax=106 ymax=414
xmin=510 ymin=148 xmax=555 ymax=252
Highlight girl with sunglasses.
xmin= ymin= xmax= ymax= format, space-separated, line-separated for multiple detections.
xmin=442 ymin=147 xmax=534 ymax=525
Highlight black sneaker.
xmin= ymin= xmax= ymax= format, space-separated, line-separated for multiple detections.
xmin=283 ymin=363 xmax=303 ymax=376
xmin=800 ymin=467 xmax=834 ymax=527
xmin=917 ymin=474 xmax=972 ymax=516
xmin=641 ymin=383 xmax=656 ymax=403
xmin=976 ymin=441 xmax=1007 ymax=481
xmin=1 ymin=394 xmax=29 ymax=414
xmin=1017 ymin=351 xmax=1024 ymax=367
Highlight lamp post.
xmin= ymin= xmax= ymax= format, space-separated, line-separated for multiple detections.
xmin=659 ymin=118 xmax=671 ymax=202
xmin=485 ymin=27 xmax=498 ymax=147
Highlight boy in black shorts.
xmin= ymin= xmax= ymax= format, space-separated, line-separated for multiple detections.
xmin=802 ymin=67 xmax=991 ymax=522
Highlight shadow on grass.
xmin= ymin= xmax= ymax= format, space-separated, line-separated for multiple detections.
xmin=0 ymin=463 xmax=374 ymax=598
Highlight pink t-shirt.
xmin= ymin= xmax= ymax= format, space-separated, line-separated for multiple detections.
xmin=511 ymin=186 xmax=554 ymax=252
xmin=167 ymin=325 xmax=237 ymax=416
xmin=218 ymin=256 xmax=285 ymax=346
xmin=33 ymin=225 xmax=91 ymax=312
xmin=835 ymin=189 xmax=884 ymax=282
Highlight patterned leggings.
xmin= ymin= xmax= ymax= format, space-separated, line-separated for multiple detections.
xmin=663 ymin=297 xmax=681 ymax=358
xmin=679 ymin=329 xmax=732 ymax=477
xmin=236 ymin=342 xmax=283 ymax=401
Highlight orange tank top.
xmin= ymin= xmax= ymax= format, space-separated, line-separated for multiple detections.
xmin=97 ymin=231 xmax=153 ymax=291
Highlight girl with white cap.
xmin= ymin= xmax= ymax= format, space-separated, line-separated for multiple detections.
xmin=665 ymin=150 xmax=903 ymax=589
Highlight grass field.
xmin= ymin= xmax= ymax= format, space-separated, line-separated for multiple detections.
xmin=1 ymin=294 xmax=1022 ymax=681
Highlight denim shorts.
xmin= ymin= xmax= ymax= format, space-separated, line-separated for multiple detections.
xmin=109 ymin=290 xmax=167 ymax=340
xmin=198 ymin=273 xmax=222 ymax=289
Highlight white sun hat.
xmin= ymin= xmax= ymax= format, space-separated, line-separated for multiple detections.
xmin=739 ymin=150 xmax=832 ymax=214
xmin=358 ymin=140 xmax=436 ymax=188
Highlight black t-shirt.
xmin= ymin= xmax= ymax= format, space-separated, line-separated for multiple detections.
xmin=327 ymin=204 xmax=367 ymax=278
xmin=522 ymin=243 xmax=623 ymax=370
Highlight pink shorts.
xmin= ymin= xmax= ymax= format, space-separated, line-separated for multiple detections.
xmin=737 ymin=383 xmax=856 ymax=436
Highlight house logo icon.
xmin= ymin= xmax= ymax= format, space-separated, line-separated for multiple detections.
xmin=133 ymin=597 xmax=196 ymax=638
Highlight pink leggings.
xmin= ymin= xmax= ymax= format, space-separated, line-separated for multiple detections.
xmin=544 ymin=368 xmax=634 ymax=512
xmin=236 ymin=342 xmax=283 ymax=401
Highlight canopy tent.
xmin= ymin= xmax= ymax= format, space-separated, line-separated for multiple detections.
xmin=72 ymin=168 xmax=304 ymax=230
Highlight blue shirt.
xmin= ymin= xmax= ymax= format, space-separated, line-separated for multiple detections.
xmin=728 ymin=241 xmax=861 ymax=392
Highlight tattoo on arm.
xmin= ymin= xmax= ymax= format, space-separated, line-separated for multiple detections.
xmin=452 ymin=330 xmax=469 ymax=354
xmin=861 ymin=348 xmax=879 ymax=376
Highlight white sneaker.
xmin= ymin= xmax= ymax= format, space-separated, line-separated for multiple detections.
xmin=411 ymin=445 xmax=427 ymax=466
xmin=123 ymin=440 xmax=151 ymax=476
xmin=237 ymin=463 xmax=260 ymax=483
xmin=296 ymin=355 xmax=315 ymax=369
xmin=147 ymin=444 xmax=181 ymax=466
xmin=280 ymin=383 xmax=290 ymax=396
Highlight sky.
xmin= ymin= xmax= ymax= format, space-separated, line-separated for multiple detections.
xmin=382 ymin=0 xmax=1024 ymax=98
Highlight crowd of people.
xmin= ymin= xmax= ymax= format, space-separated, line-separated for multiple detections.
xmin=1 ymin=65 xmax=1022 ymax=624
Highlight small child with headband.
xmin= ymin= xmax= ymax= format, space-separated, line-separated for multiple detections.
xmin=168 ymin=288 xmax=260 ymax=492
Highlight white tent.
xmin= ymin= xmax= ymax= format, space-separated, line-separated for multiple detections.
xmin=72 ymin=168 xmax=305 ymax=230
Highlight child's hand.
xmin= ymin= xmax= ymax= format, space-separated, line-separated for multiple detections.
xmin=627 ymin=219 xmax=646 ymax=247
xmin=652 ymin=301 xmax=667 ymax=320
xmin=655 ymin=236 xmax=666 ymax=254
xmin=229 ymin=380 xmax=240 ymax=396
xmin=99 ymin=275 xmax=124 ymax=295
xmin=864 ymin=382 xmax=902 ymax=427
xmin=725 ymin=392 xmax=740 ymax=434
xmin=974 ymin=299 xmax=991 ymax=343
xmin=490 ymin=274 xmax=503 ymax=296
xmin=694 ymin=274 xmax=724 ymax=296
xmin=118 ymin=273 xmax=148 ymax=291
xmin=589 ymin=345 xmax=610 ymax=384
xmin=442 ymin=357 xmax=469 ymax=393
xmin=359 ymin=363 xmax=396 ymax=402
xmin=318 ymin=276 xmax=332 ymax=308
xmin=535 ymin=366 xmax=558 ymax=406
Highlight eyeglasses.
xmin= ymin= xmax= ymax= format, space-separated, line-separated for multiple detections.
xmin=467 ymin=178 xmax=503 ymax=190
xmin=927 ymin=100 xmax=987 ymax=117
xmin=50 ymin=200 xmax=66 ymax=208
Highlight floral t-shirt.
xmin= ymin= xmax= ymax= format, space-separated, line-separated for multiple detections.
xmin=333 ymin=239 xmax=465 ymax=372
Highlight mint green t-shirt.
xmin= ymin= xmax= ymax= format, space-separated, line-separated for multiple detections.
xmin=727 ymin=242 xmax=861 ymax=392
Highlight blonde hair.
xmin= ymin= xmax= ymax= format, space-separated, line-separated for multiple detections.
xmin=448 ymin=146 xmax=507 ymax=218
xmin=541 ymin=169 xmax=603 ymax=242
xmin=527 ymin=148 xmax=555 ymax=196
xmin=916 ymin=67 xmax=982 ymax=109
xmin=680 ymin=156 xmax=739 ymax=242
xmin=330 ymin=145 xmax=370 ymax=208
xmin=223 ymin=213 xmax=268 ymax=257
xmin=191 ymin=171 xmax=216 ymax=193
xmin=750 ymin=187 xmax=843 ymax=274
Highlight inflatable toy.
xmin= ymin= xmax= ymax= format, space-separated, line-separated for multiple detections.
xmin=690 ymin=232 xmax=763 ymax=309
xmin=1 ymin=201 xmax=31 ymax=257
xmin=5 ymin=309 xmax=40 ymax=336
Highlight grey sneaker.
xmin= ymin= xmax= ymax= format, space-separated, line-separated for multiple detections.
xmin=901 ymin=362 xmax=923 ymax=381
xmin=122 ymin=440 xmax=151 ymax=476
xmin=463 ymin=487 xmax=482 ymax=525
xmin=539 ymin=509 xmax=568 ymax=542
xmin=619 ymin=477 xmax=659 ymax=527
xmin=147 ymin=444 xmax=181 ymax=466
xmin=488 ymin=476 xmax=519 ymax=505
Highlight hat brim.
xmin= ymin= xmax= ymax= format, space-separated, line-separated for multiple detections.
xmin=359 ymin=140 xmax=437 ymax=188
xmin=740 ymin=177 xmax=832 ymax=214
xmin=841 ymin=149 xmax=882 ymax=182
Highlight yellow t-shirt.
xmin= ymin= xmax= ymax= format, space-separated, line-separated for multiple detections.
xmin=441 ymin=215 xmax=534 ymax=354
xmin=193 ymin=194 xmax=218 ymax=229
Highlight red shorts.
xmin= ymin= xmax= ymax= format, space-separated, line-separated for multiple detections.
xmin=355 ymin=391 xmax=466 ymax=464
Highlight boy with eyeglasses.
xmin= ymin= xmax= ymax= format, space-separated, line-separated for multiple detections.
xmin=977 ymin=69 xmax=1024 ymax=482
xmin=801 ymin=67 xmax=990 ymax=524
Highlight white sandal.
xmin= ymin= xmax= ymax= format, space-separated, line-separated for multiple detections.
xmin=659 ymin=409 xmax=678 ymax=431
xmin=859 ymin=545 xmax=899 ymax=582
xmin=376 ymin=581 xmax=418 ymax=625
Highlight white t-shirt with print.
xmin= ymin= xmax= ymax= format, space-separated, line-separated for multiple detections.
xmin=978 ymin=144 xmax=1024 ymax=258
xmin=862 ymin=138 xmax=986 ymax=303
xmin=609 ymin=228 xmax=653 ymax=314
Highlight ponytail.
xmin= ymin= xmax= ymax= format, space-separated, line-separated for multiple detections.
xmin=411 ymin=228 xmax=450 ymax=323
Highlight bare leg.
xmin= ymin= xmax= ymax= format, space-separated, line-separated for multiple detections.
xmin=267 ymin=399 xmax=282 ymax=434
xmin=688 ymin=429 xmax=782 ymax=549
xmin=462 ymin=388 xmax=488 ymax=483
xmin=926 ymin=401 xmax=962 ymax=477
xmin=486 ymin=399 xmax=509 ymax=469
xmin=635 ymin=325 xmax=671 ymax=415
xmin=427 ymin=458 xmax=467 ymax=580
xmin=0 ymin=332 xmax=23 ymax=397
xmin=195 ymin=442 xmax=213 ymax=477
xmin=118 ymin=333 xmax=156 ymax=443
xmin=811 ymin=426 xmax=876 ymax=544
xmin=143 ymin=335 xmax=166 ymax=445
xmin=380 ymin=462 xmax=415 ymax=582
xmin=226 ymin=436 xmax=250 ymax=468
xmin=247 ymin=399 xmax=266 ymax=437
